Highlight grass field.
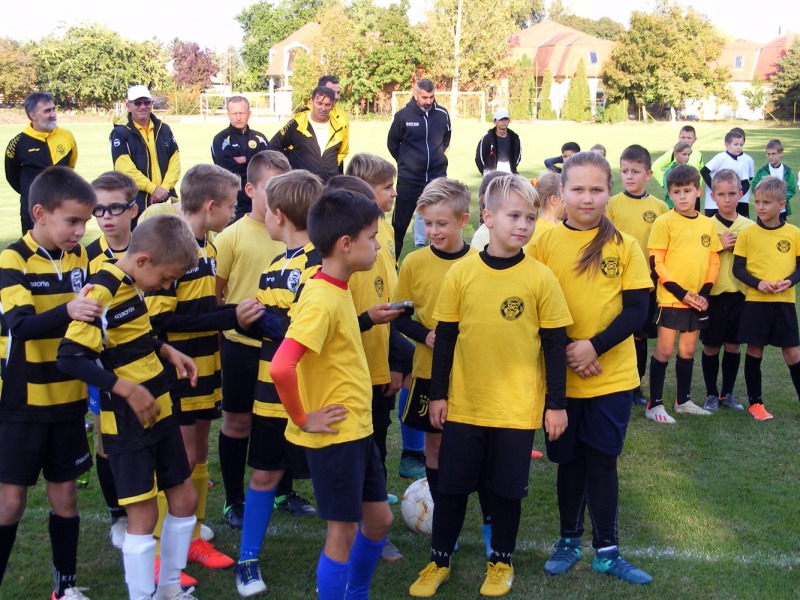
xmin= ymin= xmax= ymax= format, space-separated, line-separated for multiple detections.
xmin=2 ymin=116 xmax=800 ymax=599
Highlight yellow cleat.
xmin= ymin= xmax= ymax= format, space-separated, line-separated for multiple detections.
xmin=480 ymin=562 xmax=514 ymax=597
xmin=409 ymin=562 xmax=450 ymax=598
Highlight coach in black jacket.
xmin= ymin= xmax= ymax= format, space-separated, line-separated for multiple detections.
xmin=387 ymin=78 xmax=451 ymax=256
xmin=475 ymin=109 xmax=521 ymax=175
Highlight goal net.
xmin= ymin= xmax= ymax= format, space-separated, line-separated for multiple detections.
xmin=392 ymin=91 xmax=486 ymax=121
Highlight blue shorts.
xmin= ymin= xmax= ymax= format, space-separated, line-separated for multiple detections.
xmin=305 ymin=436 xmax=387 ymax=522
xmin=546 ymin=391 xmax=633 ymax=461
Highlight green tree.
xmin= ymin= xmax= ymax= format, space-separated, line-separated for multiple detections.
xmin=236 ymin=0 xmax=322 ymax=90
xmin=561 ymin=58 xmax=592 ymax=121
xmin=548 ymin=2 xmax=624 ymax=40
xmin=538 ymin=69 xmax=557 ymax=119
xmin=508 ymin=55 xmax=535 ymax=119
xmin=771 ymin=39 xmax=800 ymax=119
xmin=34 ymin=24 xmax=168 ymax=108
xmin=603 ymin=1 xmax=731 ymax=120
xmin=216 ymin=46 xmax=248 ymax=91
xmin=0 ymin=38 xmax=37 ymax=104
xmin=597 ymin=99 xmax=628 ymax=123
xmin=742 ymin=75 xmax=766 ymax=117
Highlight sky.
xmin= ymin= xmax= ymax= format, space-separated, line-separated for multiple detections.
xmin=1 ymin=0 xmax=796 ymax=51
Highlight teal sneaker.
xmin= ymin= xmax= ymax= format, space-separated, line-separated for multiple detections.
xmin=544 ymin=537 xmax=582 ymax=575
xmin=399 ymin=454 xmax=426 ymax=479
xmin=592 ymin=549 xmax=652 ymax=584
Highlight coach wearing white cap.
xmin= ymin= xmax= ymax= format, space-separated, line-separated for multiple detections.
xmin=474 ymin=108 xmax=521 ymax=175
xmin=110 ymin=84 xmax=180 ymax=225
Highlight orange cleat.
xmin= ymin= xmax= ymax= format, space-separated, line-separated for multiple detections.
xmin=187 ymin=538 xmax=235 ymax=569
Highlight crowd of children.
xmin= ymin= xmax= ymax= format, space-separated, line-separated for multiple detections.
xmin=0 ymin=120 xmax=799 ymax=600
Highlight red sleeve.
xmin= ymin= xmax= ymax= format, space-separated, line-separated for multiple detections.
xmin=270 ymin=338 xmax=309 ymax=427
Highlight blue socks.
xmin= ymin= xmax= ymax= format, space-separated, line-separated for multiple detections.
xmin=398 ymin=387 xmax=424 ymax=452
xmin=239 ymin=486 xmax=276 ymax=563
xmin=345 ymin=530 xmax=385 ymax=599
xmin=317 ymin=550 xmax=349 ymax=600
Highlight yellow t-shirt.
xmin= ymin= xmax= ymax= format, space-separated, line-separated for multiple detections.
xmin=711 ymin=214 xmax=754 ymax=295
xmin=284 ymin=276 xmax=373 ymax=448
xmin=733 ymin=222 xmax=800 ymax=303
xmin=86 ymin=234 xmax=128 ymax=275
xmin=138 ymin=200 xmax=179 ymax=222
xmin=377 ymin=218 xmax=396 ymax=267
xmin=648 ymin=211 xmax=723 ymax=306
xmin=433 ymin=254 xmax=572 ymax=429
xmin=215 ymin=215 xmax=285 ymax=346
xmin=532 ymin=224 xmax=653 ymax=398
xmin=393 ymin=244 xmax=476 ymax=379
xmin=607 ymin=192 xmax=669 ymax=256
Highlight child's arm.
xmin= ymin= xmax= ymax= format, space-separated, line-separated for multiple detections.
xmin=544 ymin=156 xmax=562 ymax=172
xmin=427 ymin=320 xmax=459 ymax=430
xmin=395 ymin=311 xmax=431 ymax=345
xmin=581 ymin=289 xmax=650 ymax=359
xmin=147 ymin=288 xmax=237 ymax=334
xmin=235 ymin=302 xmax=289 ymax=340
xmin=650 ymin=249 xmax=689 ymax=301
xmin=540 ymin=326 xmax=568 ymax=442
xmin=700 ymin=166 xmax=713 ymax=188
xmin=651 ymin=150 xmax=672 ymax=188
xmin=358 ymin=303 xmax=403 ymax=332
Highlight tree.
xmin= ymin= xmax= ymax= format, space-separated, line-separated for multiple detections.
xmin=236 ymin=0 xmax=322 ymax=90
xmin=216 ymin=46 xmax=248 ymax=91
xmin=771 ymin=39 xmax=800 ymax=119
xmin=538 ymin=69 xmax=557 ymax=119
xmin=602 ymin=2 xmax=732 ymax=120
xmin=34 ymin=24 xmax=168 ymax=108
xmin=548 ymin=2 xmax=624 ymax=40
xmin=172 ymin=40 xmax=218 ymax=90
xmin=0 ymin=38 xmax=37 ymax=104
xmin=508 ymin=55 xmax=536 ymax=119
xmin=561 ymin=58 xmax=592 ymax=121
xmin=742 ymin=75 xmax=766 ymax=117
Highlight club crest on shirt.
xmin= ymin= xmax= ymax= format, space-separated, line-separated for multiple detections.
xmin=642 ymin=211 xmax=656 ymax=224
xmin=701 ymin=234 xmax=711 ymax=248
xmin=500 ymin=296 xmax=524 ymax=321
xmin=248 ymin=140 xmax=257 ymax=149
xmin=777 ymin=239 xmax=791 ymax=253
xmin=600 ymin=257 xmax=620 ymax=278
xmin=56 ymin=144 xmax=66 ymax=156
xmin=70 ymin=268 xmax=83 ymax=293
xmin=387 ymin=239 xmax=396 ymax=260
xmin=287 ymin=268 xmax=302 ymax=293
xmin=209 ymin=258 xmax=217 ymax=276
xmin=374 ymin=276 xmax=384 ymax=297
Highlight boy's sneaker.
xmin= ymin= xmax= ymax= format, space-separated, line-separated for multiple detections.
xmin=544 ymin=537 xmax=582 ymax=575
xmin=674 ymin=400 xmax=711 ymax=416
xmin=274 ymin=491 xmax=316 ymax=516
xmin=387 ymin=493 xmax=398 ymax=506
xmin=644 ymin=404 xmax=676 ymax=424
xmin=154 ymin=557 xmax=198 ymax=587
xmin=52 ymin=588 xmax=90 ymax=599
xmin=748 ymin=404 xmax=773 ymax=421
xmin=482 ymin=523 xmax=492 ymax=558
xmin=381 ymin=539 xmax=403 ymax=562
xmin=200 ymin=523 xmax=214 ymax=542
xmin=703 ymin=395 xmax=720 ymax=413
xmin=720 ymin=393 xmax=744 ymax=411
xmin=399 ymin=453 xmax=426 ymax=479
xmin=224 ymin=501 xmax=245 ymax=529
xmin=409 ymin=562 xmax=450 ymax=598
xmin=632 ymin=387 xmax=647 ymax=406
xmin=153 ymin=584 xmax=198 ymax=600
xmin=480 ymin=562 xmax=514 ymax=597
xmin=109 ymin=516 xmax=127 ymax=550
xmin=592 ymin=549 xmax=652 ymax=584
xmin=187 ymin=537 xmax=235 ymax=569
xmin=235 ymin=559 xmax=267 ymax=597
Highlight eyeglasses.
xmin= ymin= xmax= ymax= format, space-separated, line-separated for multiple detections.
xmin=93 ymin=202 xmax=136 ymax=217
xmin=130 ymin=99 xmax=153 ymax=107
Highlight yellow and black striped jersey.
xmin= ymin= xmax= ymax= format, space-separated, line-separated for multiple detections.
xmin=59 ymin=262 xmax=175 ymax=452
xmin=0 ymin=233 xmax=88 ymax=421
xmin=253 ymin=243 xmax=321 ymax=419
xmin=86 ymin=235 xmax=128 ymax=275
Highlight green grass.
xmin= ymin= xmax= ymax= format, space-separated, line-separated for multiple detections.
xmin=3 ymin=116 xmax=800 ymax=598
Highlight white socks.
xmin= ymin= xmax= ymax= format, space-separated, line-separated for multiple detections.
xmin=122 ymin=532 xmax=156 ymax=600
xmin=159 ymin=513 xmax=196 ymax=586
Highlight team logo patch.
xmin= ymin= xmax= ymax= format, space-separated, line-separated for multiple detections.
xmin=600 ymin=257 xmax=620 ymax=278
xmin=70 ymin=269 xmax=83 ymax=293
xmin=701 ymin=234 xmax=711 ymax=248
xmin=388 ymin=239 xmax=396 ymax=260
xmin=209 ymin=258 xmax=217 ymax=276
xmin=642 ymin=211 xmax=656 ymax=224
xmin=777 ymin=239 xmax=792 ymax=253
xmin=287 ymin=268 xmax=302 ymax=293
xmin=56 ymin=144 xmax=66 ymax=155
xmin=248 ymin=140 xmax=257 ymax=149
xmin=500 ymin=297 xmax=525 ymax=320
xmin=113 ymin=138 xmax=121 ymax=148
xmin=374 ymin=276 xmax=384 ymax=297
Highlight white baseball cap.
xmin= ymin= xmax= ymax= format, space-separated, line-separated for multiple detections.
xmin=126 ymin=85 xmax=153 ymax=101
xmin=493 ymin=109 xmax=510 ymax=121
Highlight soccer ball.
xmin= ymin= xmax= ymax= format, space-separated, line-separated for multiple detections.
xmin=401 ymin=477 xmax=434 ymax=534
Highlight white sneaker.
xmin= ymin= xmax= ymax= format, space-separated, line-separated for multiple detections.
xmin=55 ymin=588 xmax=91 ymax=599
xmin=200 ymin=523 xmax=214 ymax=541
xmin=674 ymin=400 xmax=712 ymax=415
xmin=110 ymin=517 xmax=127 ymax=550
xmin=153 ymin=584 xmax=198 ymax=600
xmin=645 ymin=404 xmax=676 ymax=424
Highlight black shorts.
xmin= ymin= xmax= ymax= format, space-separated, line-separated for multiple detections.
xmin=634 ymin=289 xmax=658 ymax=339
xmin=372 ymin=385 xmax=393 ymax=432
xmin=655 ymin=306 xmax=708 ymax=332
xmin=174 ymin=404 xmax=221 ymax=426
xmin=221 ymin=338 xmax=260 ymax=414
xmin=545 ymin=391 xmax=632 ymax=461
xmin=738 ymin=301 xmax=800 ymax=348
xmin=700 ymin=292 xmax=745 ymax=347
xmin=401 ymin=378 xmax=438 ymax=433
xmin=395 ymin=334 xmax=415 ymax=378
xmin=109 ymin=426 xmax=191 ymax=506
xmin=0 ymin=417 xmax=92 ymax=486
xmin=247 ymin=415 xmax=309 ymax=477
xmin=305 ymin=436 xmax=387 ymax=522
xmin=437 ymin=421 xmax=535 ymax=499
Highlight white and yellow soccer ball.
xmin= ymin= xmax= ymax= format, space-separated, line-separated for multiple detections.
xmin=401 ymin=477 xmax=434 ymax=535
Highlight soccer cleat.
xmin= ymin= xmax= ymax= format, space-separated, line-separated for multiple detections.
xmin=409 ymin=562 xmax=450 ymax=598
xmin=592 ymin=550 xmax=652 ymax=585
xmin=200 ymin=523 xmax=214 ymax=542
xmin=381 ymin=539 xmax=403 ymax=562
xmin=703 ymin=395 xmax=720 ymax=413
xmin=274 ymin=492 xmax=316 ymax=517
xmin=480 ymin=562 xmax=514 ymax=597
xmin=482 ymin=523 xmax=492 ymax=558
xmin=109 ymin=516 xmax=127 ymax=550
xmin=51 ymin=588 xmax=91 ymax=599
xmin=632 ymin=387 xmax=648 ymax=406
xmin=720 ymin=393 xmax=744 ymax=411
xmin=644 ymin=404 xmax=676 ymax=424
xmin=187 ymin=538 xmax=235 ymax=569
xmin=154 ymin=557 xmax=198 ymax=587
xmin=387 ymin=493 xmax=398 ymax=506
xmin=531 ymin=450 xmax=543 ymax=459
xmin=748 ymin=404 xmax=773 ymax=421
xmin=674 ymin=400 xmax=712 ymax=416
xmin=224 ymin=502 xmax=245 ymax=530
xmin=153 ymin=584 xmax=199 ymax=600
xmin=544 ymin=537 xmax=582 ymax=575
xmin=235 ymin=559 xmax=267 ymax=597
xmin=399 ymin=454 xmax=426 ymax=479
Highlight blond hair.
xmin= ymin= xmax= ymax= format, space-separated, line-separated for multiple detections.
xmin=484 ymin=174 xmax=539 ymax=213
xmin=180 ymin=164 xmax=240 ymax=214
xmin=345 ymin=153 xmax=396 ymax=186
xmin=416 ymin=178 xmax=470 ymax=217
xmin=264 ymin=170 xmax=324 ymax=230
xmin=128 ymin=214 xmax=198 ymax=272
xmin=754 ymin=176 xmax=787 ymax=203
xmin=247 ymin=150 xmax=291 ymax=185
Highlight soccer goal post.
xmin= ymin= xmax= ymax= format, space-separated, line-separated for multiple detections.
xmin=392 ymin=91 xmax=486 ymax=121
